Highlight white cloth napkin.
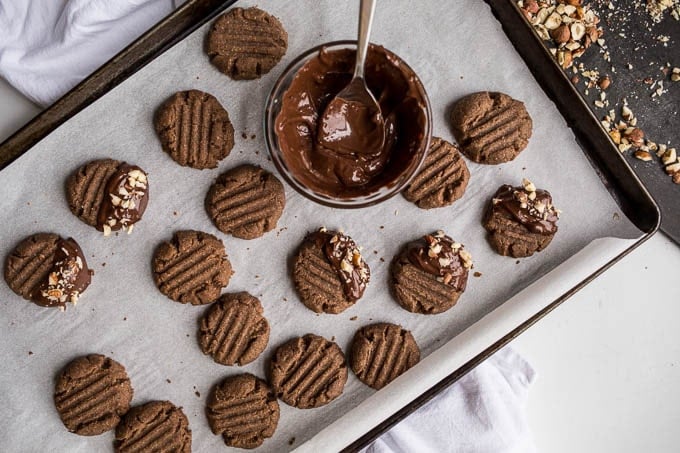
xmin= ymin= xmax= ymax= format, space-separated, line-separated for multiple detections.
xmin=0 ymin=2 xmax=538 ymax=452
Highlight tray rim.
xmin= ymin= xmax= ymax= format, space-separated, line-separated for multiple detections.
xmin=0 ymin=0 xmax=660 ymax=451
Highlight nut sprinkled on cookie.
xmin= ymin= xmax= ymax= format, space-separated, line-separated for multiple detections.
xmin=326 ymin=229 xmax=370 ymax=297
xmin=491 ymin=179 xmax=560 ymax=233
xmin=100 ymin=165 xmax=149 ymax=236
xmin=410 ymin=232 xmax=472 ymax=288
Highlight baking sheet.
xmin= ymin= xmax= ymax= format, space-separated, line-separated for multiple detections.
xmin=0 ymin=0 xmax=641 ymax=452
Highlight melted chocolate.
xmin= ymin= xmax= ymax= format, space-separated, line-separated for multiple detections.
xmin=275 ymin=45 xmax=428 ymax=198
xmin=32 ymin=238 xmax=91 ymax=308
xmin=405 ymin=234 xmax=470 ymax=292
xmin=492 ymin=184 xmax=559 ymax=234
xmin=307 ymin=229 xmax=369 ymax=301
xmin=97 ymin=164 xmax=149 ymax=233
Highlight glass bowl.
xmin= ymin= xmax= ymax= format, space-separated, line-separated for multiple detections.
xmin=264 ymin=41 xmax=432 ymax=209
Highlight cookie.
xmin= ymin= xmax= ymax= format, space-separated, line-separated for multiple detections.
xmin=391 ymin=231 xmax=473 ymax=314
xmin=198 ymin=292 xmax=270 ymax=366
xmin=350 ymin=323 xmax=420 ymax=390
xmin=152 ymin=230 xmax=232 ymax=305
xmin=206 ymin=373 xmax=279 ymax=449
xmin=154 ymin=90 xmax=235 ymax=169
xmin=403 ymin=137 xmax=470 ymax=209
xmin=205 ymin=165 xmax=285 ymax=240
xmin=66 ymin=159 xmax=149 ymax=235
xmin=4 ymin=233 xmax=91 ymax=309
xmin=114 ymin=401 xmax=191 ymax=453
xmin=293 ymin=228 xmax=370 ymax=314
xmin=450 ymin=91 xmax=532 ymax=164
xmin=207 ymin=7 xmax=288 ymax=80
xmin=54 ymin=354 xmax=133 ymax=436
xmin=483 ymin=179 xmax=560 ymax=258
xmin=270 ymin=334 xmax=347 ymax=409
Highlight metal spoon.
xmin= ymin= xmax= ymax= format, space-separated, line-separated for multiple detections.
xmin=317 ymin=0 xmax=386 ymax=155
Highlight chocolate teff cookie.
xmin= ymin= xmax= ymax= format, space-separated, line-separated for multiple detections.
xmin=54 ymin=354 xmax=133 ymax=436
xmin=207 ymin=7 xmax=287 ymax=80
xmin=403 ymin=137 xmax=470 ymax=209
xmin=350 ymin=323 xmax=420 ymax=390
xmin=66 ymin=159 xmax=149 ymax=235
xmin=391 ymin=231 xmax=473 ymax=314
xmin=450 ymin=91 xmax=532 ymax=164
xmin=115 ymin=401 xmax=191 ymax=453
xmin=153 ymin=230 xmax=233 ymax=305
xmin=270 ymin=334 xmax=347 ymax=409
xmin=205 ymin=164 xmax=285 ymax=240
xmin=199 ymin=292 xmax=270 ymax=366
xmin=155 ymin=89 xmax=235 ymax=169
xmin=483 ymin=179 xmax=560 ymax=258
xmin=4 ymin=233 xmax=91 ymax=309
xmin=206 ymin=373 xmax=280 ymax=449
xmin=293 ymin=228 xmax=370 ymax=314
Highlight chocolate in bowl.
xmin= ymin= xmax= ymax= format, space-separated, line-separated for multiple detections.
xmin=265 ymin=41 xmax=432 ymax=208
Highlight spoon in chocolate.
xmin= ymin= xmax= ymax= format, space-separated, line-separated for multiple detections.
xmin=317 ymin=0 xmax=386 ymax=155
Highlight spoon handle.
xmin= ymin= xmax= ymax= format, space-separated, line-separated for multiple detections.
xmin=354 ymin=0 xmax=377 ymax=80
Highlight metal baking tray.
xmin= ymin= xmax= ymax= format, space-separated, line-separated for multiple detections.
xmin=0 ymin=0 xmax=659 ymax=451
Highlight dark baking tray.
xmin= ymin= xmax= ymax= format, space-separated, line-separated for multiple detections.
xmin=0 ymin=0 xmax=660 ymax=451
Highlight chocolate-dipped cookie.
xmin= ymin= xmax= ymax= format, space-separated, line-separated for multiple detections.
xmin=207 ymin=7 xmax=287 ymax=80
xmin=205 ymin=164 xmax=285 ymax=240
xmin=206 ymin=373 xmax=279 ymax=449
xmin=391 ymin=231 xmax=473 ymax=314
xmin=483 ymin=179 xmax=560 ymax=257
xmin=115 ymin=401 xmax=191 ymax=453
xmin=293 ymin=228 xmax=370 ymax=314
xmin=403 ymin=137 xmax=470 ymax=209
xmin=66 ymin=159 xmax=149 ymax=235
xmin=450 ymin=91 xmax=532 ymax=164
xmin=4 ymin=233 xmax=91 ymax=309
xmin=155 ymin=89 xmax=235 ymax=169
xmin=269 ymin=334 xmax=347 ymax=409
xmin=350 ymin=323 xmax=420 ymax=390
xmin=54 ymin=354 xmax=133 ymax=436
xmin=152 ymin=230 xmax=233 ymax=305
xmin=198 ymin=292 xmax=270 ymax=366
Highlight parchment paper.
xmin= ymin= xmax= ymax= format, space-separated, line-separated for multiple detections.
xmin=0 ymin=1 xmax=641 ymax=452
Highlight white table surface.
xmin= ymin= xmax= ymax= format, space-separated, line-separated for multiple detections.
xmin=2 ymin=77 xmax=679 ymax=453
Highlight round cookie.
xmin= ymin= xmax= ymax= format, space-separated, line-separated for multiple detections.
xmin=269 ymin=334 xmax=347 ymax=409
xmin=154 ymin=89 xmax=235 ymax=169
xmin=4 ymin=233 xmax=91 ymax=309
xmin=152 ymin=230 xmax=233 ymax=305
xmin=54 ymin=354 xmax=133 ymax=436
xmin=205 ymin=165 xmax=285 ymax=240
xmin=350 ymin=323 xmax=420 ymax=390
xmin=450 ymin=91 xmax=532 ymax=164
xmin=115 ymin=401 xmax=191 ymax=453
xmin=198 ymin=292 xmax=270 ymax=366
xmin=66 ymin=159 xmax=149 ymax=235
xmin=206 ymin=373 xmax=280 ymax=449
xmin=391 ymin=231 xmax=473 ymax=314
xmin=483 ymin=179 xmax=560 ymax=258
xmin=207 ymin=7 xmax=288 ymax=80
xmin=403 ymin=137 xmax=470 ymax=209
xmin=292 ymin=228 xmax=370 ymax=314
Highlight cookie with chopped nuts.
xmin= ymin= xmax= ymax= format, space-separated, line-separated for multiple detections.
xmin=207 ymin=7 xmax=288 ymax=80
xmin=450 ymin=92 xmax=532 ymax=164
xmin=155 ymin=89 xmax=235 ymax=169
xmin=350 ymin=323 xmax=420 ymax=390
xmin=198 ymin=292 xmax=270 ymax=366
xmin=4 ymin=233 xmax=91 ymax=309
xmin=403 ymin=137 xmax=470 ymax=209
xmin=390 ymin=231 xmax=472 ymax=314
xmin=206 ymin=373 xmax=279 ymax=449
xmin=66 ymin=159 xmax=149 ymax=235
xmin=483 ymin=179 xmax=560 ymax=258
xmin=54 ymin=354 xmax=133 ymax=436
xmin=152 ymin=230 xmax=233 ymax=305
xmin=293 ymin=228 xmax=370 ymax=314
